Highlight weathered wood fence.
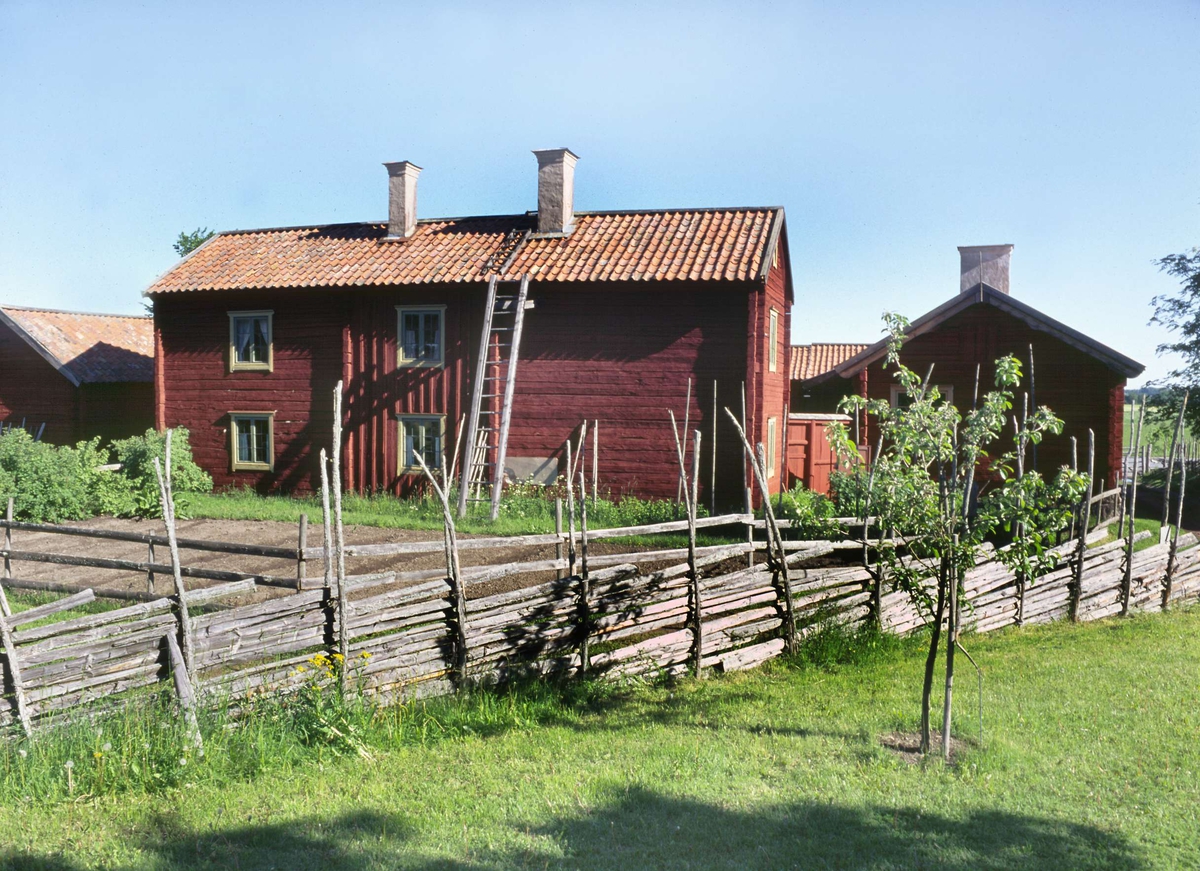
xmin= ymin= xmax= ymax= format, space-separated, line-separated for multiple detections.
xmin=0 ymin=504 xmax=1197 ymax=732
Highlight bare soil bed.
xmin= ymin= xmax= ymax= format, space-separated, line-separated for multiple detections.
xmin=3 ymin=516 xmax=700 ymax=607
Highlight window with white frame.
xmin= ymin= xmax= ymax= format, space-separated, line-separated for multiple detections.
xmin=890 ymin=384 xmax=955 ymax=409
xmin=396 ymin=306 xmax=445 ymax=367
xmin=230 ymin=412 xmax=274 ymax=471
xmin=228 ymin=311 xmax=273 ymax=371
xmin=767 ymin=417 xmax=778 ymax=477
xmin=769 ymin=309 xmax=779 ymax=372
xmin=398 ymin=415 xmax=445 ymax=471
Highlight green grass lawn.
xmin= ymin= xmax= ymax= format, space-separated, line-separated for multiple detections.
xmin=190 ymin=488 xmax=706 ymax=537
xmin=1123 ymin=402 xmax=1192 ymax=451
xmin=3 ymin=607 xmax=1199 ymax=869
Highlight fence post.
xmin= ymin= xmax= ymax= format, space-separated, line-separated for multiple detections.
xmin=1070 ymin=430 xmax=1095 ymax=622
xmin=153 ymin=431 xmax=195 ymax=681
xmin=554 ymin=498 xmax=564 ymax=581
xmin=1122 ymin=400 xmax=1145 ymax=615
xmin=146 ymin=541 xmax=155 ymax=595
xmin=4 ymin=497 xmax=12 ymax=581
xmin=0 ymin=516 xmax=32 ymax=735
xmin=331 ymin=383 xmax=349 ymax=695
xmin=1164 ymin=438 xmax=1188 ymax=609
xmin=319 ymin=450 xmax=336 ymax=654
xmin=296 ymin=513 xmax=308 ymax=592
xmin=577 ymin=466 xmax=591 ymax=674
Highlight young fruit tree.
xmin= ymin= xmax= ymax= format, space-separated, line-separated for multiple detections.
xmin=827 ymin=313 xmax=1087 ymax=757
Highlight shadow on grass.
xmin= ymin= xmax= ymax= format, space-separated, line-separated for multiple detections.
xmin=2 ymin=788 xmax=1146 ymax=870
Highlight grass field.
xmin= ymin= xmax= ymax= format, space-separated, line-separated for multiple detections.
xmin=2 ymin=607 xmax=1198 ymax=869
xmin=1123 ymin=402 xmax=1192 ymax=451
xmin=190 ymin=487 xmax=703 ymax=538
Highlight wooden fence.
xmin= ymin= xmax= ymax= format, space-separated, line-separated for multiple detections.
xmin=0 ymin=503 xmax=1197 ymax=732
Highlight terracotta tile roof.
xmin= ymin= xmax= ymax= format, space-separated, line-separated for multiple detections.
xmin=0 ymin=306 xmax=153 ymax=384
xmin=790 ymin=343 xmax=870 ymax=381
xmin=144 ymin=208 xmax=783 ymax=294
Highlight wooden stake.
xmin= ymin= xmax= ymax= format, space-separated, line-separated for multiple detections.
xmin=1161 ymin=392 xmax=1189 ymax=539
xmin=331 ymin=382 xmax=349 ymax=693
xmin=578 ymin=465 xmax=591 ymax=673
xmin=1165 ymin=436 xmax=1189 ymax=609
xmin=554 ymin=497 xmax=564 ymax=580
xmin=1121 ymin=399 xmax=1144 ymax=616
xmin=724 ymin=408 xmax=796 ymax=650
xmin=592 ymin=419 xmax=599 ymax=507
xmin=4 ymin=497 xmax=11 ymax=581
xmin=675 ymin=378 xmax=692 ymax=517
xmin=710 ymin=380 xmax=718 ymax=515
xmin=296 ymin=513 xmax=308 ymax=592
xmin=670 ymin=411 xmax=704 ymax=675
xmin=152 ymin=431 xmax=194 ymax=682
xmin=741 ymin=382 xmax=753 ymax=568
xmin=166 ymin=630 xmax=201 ymax=749
xmin=411 ymin=450 xmax=468 ymax=679
xmin=565 ymin=440 xmax=578 ymax=576
xmin=319 ymin=449 xmax=335 ymax=653
xmin=146 ymin=541 xmax=155 ymax=595
xmin=1070 ymin=429 xmax=1095 ymax=622
xmin=0 ymin=546 xmax=31 ymax=735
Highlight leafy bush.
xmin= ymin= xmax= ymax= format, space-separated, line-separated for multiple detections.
xmin=110 ymin=428 xmax=212 ymax=518
xmin=0 ymin=428 xmax=211 ymax=523
xmin=0 ymin=430 xmax=91 ymax=522
xmin=774 ymin=483 xmax=843 ymax=540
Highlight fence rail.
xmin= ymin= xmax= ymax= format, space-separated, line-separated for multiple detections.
xmin=0 ymin=502 xmax=1196 ymax=731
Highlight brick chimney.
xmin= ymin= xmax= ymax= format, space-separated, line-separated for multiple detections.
xmin=959 ymin=244 xmax=1013 ymax=294
xmin=533 ymin=148 xmax=578 ymax=235
xmin=384 ymin=161 xmax=422 ymax=239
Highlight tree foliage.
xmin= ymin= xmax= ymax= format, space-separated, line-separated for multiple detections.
xmin=1148 ymin=247 xmax=1200 ymax=431
xmin=825 ymin=312 xmax=1088 ymax=754
xmin=173 ymin=227 xmax=215 ymax=258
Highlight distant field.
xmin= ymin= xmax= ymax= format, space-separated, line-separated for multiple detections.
xmin=1123 ymin=402 xmax=1189 ymax=451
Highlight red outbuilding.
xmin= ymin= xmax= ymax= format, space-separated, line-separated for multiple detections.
xmin=144 ymin=150 xmax=793 ymax=506
xmin=789 ymin=245 xmax=1143 ymax=493
xmin=0 ymin=305 xmax=154 ymax=445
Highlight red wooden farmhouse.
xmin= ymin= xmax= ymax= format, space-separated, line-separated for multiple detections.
xmin=0 ymin=305 xmax=154 ymax=445
xmin=145 ymin=150 xmax=793 ymax=506
xmin=788 ymin=245 xmax=1143 ymax=492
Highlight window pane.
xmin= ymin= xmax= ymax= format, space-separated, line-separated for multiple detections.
xmin=251 ymin=317 xmax=269 ymax=363
xmin=423 ymin=313 xmax=440 ymax=361
xmin=402 ymin=313 xmax=421 ymax=360
xmin=234 ymin=319 xmax=254 ymax=363
xmin=254 ymin=421 xmax=268 ymax=464
xmin=236 ymin=420 xmax=252 ymax=463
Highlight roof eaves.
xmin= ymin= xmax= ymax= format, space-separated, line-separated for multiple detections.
xmin=757 ymin=208 xmax=787 ymax=282
xmin=0 ymin=308 xmax=80 ymax=387
xmin=828 ymin=284 xmax=1145 ymax=380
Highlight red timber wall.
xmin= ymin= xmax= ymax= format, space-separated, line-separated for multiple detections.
xmin=745 ymin=234 xmax=792 ymax=502
xmin=155 ymin=291 xmax=350 ymax=494
xmin=786 ymin=414 xmax=849 ymax=495
xmin=155 ymin=269 xmax=790 ymax=504
xmin=0 ymin=324 xmax=78 ymax=445
xmin=506 ymin=283 xmax=753 ymax=505
xmin=78 ymin=382 xmax=154 ymax=444
xmin=862 ymin=305 xmax=1126 ymax=488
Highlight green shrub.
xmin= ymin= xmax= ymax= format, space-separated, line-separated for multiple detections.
xmin=0 ymin=430 xmax=91 ymax=522
xmin=110 ymin=428 xmax=212 ymax=518
xmin=775 ymin=483 xmax=842 ymax=540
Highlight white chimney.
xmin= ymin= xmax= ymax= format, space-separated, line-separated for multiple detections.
xmin=959 ymin=244 xmax=1014 ymax=294
xmin=384 ymin=161 xmax=422 ymax=239
xmin=533 ymin=148 xmax=578 ymax=235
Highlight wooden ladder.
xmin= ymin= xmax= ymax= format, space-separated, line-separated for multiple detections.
xmin=456 ymin=274 xmax=531 ymax=520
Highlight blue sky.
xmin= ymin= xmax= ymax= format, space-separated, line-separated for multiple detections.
xmin=1 ymin=0 xmax=1196 ymax=384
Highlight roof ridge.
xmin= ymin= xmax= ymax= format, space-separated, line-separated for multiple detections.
xmin=0 ymin=304 xmax=150 ymax=320
xmin=213 ymin=207 xmax=783 ymax=238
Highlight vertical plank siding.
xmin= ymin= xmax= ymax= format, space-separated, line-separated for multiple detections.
xmin=158 ymin=273 xmax=791 ymax=505
xmin=863 ymin=305 xmax=1127 ymax=487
